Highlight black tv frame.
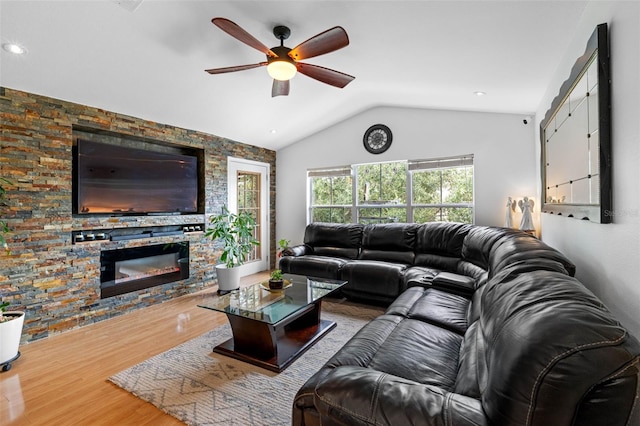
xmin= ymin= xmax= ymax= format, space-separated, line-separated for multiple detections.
xmin=72 ymin=128 xmax=205 ymax=216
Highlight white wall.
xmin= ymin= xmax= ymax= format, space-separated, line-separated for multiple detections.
xmin=536 ymin=1 xmax=640 ymax=336
xmin=276 ymin=106 xmax=534 ymax=246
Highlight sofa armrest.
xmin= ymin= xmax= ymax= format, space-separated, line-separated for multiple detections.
xmin=315 ymin=366 xmax=487 ymax=426
xmin=432 ymin=271 xmax=476 ymax=297
xmin=283 ymin=244 xmax=313 ymax=257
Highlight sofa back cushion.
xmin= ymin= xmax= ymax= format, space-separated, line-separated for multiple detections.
xmin=359 ymin=223 xmax=417 ymax=264
xmin=456 ymin=270 xmax=640 ymax=425
xmin=461 ymin=226 xmax=520 ymax=270
xmin=415 ymin=222 xmax=472 ymax=259
xmin=304 ymin=222 xmax=363 ymax=259
xmin=489 ymin=232 xmax=576 ymax=277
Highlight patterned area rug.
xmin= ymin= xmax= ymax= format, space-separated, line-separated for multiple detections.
xmin=109 ymin=301 xmax=383 ymax=425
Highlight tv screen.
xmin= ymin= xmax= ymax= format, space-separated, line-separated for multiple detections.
xmin=75 ymin=139 xmax=199 ymax=215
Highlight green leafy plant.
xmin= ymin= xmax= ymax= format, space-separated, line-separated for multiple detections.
xmin=0 ymin=301 xmax=11 ymax=323
xmin=205 ymin=206 xmax=260 ymax=268
xmin=0 ymin=177 xmax=11 ymax=254
xmin=277 ymin=238 xmax=290 ymax=258
xmin=270 ymin=269 xmax=283 ymax=281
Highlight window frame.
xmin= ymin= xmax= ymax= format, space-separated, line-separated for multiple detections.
xmin=408 ymin=155 xmax=475 ymax=223
xmin=307 ymin=166 xmax=353 ymax=224
xmin=308 ymin=155 xmax=474 ymax=224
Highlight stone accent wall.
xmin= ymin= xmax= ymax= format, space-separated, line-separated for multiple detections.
xmin=0 ymin=87 xmax=277 ymax=343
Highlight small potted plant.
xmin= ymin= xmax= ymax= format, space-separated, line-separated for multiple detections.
xmin=205 ymin=206 xmax=260 ymax=293
xmin=268 ymin=269 xmax=284 ymax=290
xmin=0 ymin=301 xmax=25 ymax=371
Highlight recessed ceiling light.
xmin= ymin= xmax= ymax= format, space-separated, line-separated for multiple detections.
xmin=474 ymin=91 xmax=486 ymax=96
xmin=2 ymin=43 xmax=26 ymax=55
xmin=270 ymin=129 xmax=277 ymax=134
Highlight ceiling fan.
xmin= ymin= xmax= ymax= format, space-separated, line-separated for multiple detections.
xmin=205 ymin=18 xmax=355 ymax=97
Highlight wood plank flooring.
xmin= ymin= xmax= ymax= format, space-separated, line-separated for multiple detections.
xmin=0 ymin=271 xmax=270 ymax=425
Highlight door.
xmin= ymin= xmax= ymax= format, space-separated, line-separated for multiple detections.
xmin=227 ymin=157 xmax=270 ymax=275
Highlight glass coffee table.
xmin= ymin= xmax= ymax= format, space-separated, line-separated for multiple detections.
xmin=198 ymin=273 xmax=346 ymax=372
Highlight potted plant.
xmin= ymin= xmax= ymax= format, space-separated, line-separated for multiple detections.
xmin=276 ymin=238 xmax=290 ymax=268
xmin=0 ymin=301 xmax=25 ymax=371
xmin=0 ymin=177 xmax=11 ymax=254
xmin=268 ymin=269 xmax=284 ymax=290
xmin=205 ymin=206 xmax=260 ymax=293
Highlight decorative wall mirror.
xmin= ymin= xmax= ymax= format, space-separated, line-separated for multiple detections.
xmin=540 ymin=23 xmax=611 ymax=223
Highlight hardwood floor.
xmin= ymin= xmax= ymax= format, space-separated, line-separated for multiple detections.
xmin=0 ymin=271 xmax=270 ymax=425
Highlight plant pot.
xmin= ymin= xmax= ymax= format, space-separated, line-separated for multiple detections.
xmin=215 ymin=264 xmax=241 ymax=293
xmin=268 ymin=279 xmax=284 ymax=290
xmin=0 ymin=311 xmax=25 ymax=365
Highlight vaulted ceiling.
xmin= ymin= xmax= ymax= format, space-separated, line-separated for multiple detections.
xmin=0 ymin=1 xmax=588 ymax=150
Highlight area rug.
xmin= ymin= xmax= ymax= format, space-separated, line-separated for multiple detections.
xmin=108 ymin=301 xmax=384 ymax=425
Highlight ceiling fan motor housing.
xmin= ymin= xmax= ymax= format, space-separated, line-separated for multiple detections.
xmin=268 ymin=45 xmax=295 ymax=65
xmin=273 ymin=25 xmax=291 ymax=41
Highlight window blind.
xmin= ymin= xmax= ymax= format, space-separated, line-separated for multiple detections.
xmin=408 ymin=155 xmax=474 ymax=171
xmin=307 ymin=166 xmax=352 ymax=178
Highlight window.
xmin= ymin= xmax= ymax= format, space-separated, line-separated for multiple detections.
xmin=409 ymin=156 xmax=474 ymax=223
xmin=308 ymin=166 xmax=352 ymax=223
xmin=356 ymin=161 xmax=407 ymax=224
xmin=308 ymin=155 xmax=473 ymax=224
xmin=237 ymin=171 xmax=261 ymax=261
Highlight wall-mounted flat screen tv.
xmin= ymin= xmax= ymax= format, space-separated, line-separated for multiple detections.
xmin=75 ymin=139 xmax=199 ymax=215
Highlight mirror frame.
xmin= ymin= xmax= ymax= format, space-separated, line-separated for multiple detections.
xmin=540 ymin=23 xmax=612 ymax=223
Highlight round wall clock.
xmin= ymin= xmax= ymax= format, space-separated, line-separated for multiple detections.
xmin=363 ymin=124 xmax=392 ymax=154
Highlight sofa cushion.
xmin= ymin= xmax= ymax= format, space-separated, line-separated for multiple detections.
xmin=279 ymin=255 xmax=348 ymax=279
xmin=453 ymin=321 xmax=484 ymax=398
xmin=413 ymin=253 xmax=460 ymax=272
xmin=415 ymin=222 xmax=473 ymax=258
xmin=370 ymin=318 xmax=463 ymax=388
xmin=456 ymin=259 xmax=488 ymax=283
xmin=340 ymin=260 xmax=408 ymax=302
xmin=489 ymin=232 xmax=576 ymax=277
xmin=314 ymin=366 xmax=488 ymax=426
xmin=431 ymin=272 xmax=476 ymax=298
xmin=304 ymin=222 xmax=363 ymax=259
xmin=387 ymin=286 xmax=470 ymax=334
xmin=324 ymin=313 xmax=463 ymax=390
xmin=461 ymin=226 xmax=516 ymax=270
xmin=358 ymin=223 xmax=417 ymax=264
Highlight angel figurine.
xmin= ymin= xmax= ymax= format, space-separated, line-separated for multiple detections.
xmin=505 ymin=197 xmax=516 ymax=228
xmin=518 ymin=196 xmax=535 ymax=231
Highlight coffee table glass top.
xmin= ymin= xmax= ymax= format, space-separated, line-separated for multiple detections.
xmin=198 ymin=274 xmax=346 ymax=324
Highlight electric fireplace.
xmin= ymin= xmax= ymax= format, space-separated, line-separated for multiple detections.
xmin=100 ymin=242 xmax=189 ymax=298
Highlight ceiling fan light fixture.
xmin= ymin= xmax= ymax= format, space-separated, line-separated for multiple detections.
xmin=267 ymin=60 xmax=297 ymax=81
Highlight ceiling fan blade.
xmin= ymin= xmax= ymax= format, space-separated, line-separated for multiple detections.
xmin=205 ymin=62 xmax=267 ymax=74
xmin=288 ymin=27 xmax=350 ymax=61
xmin=272 ymin=80 xmax=290 ymax=97
xmin=296 ymin=63 xmax=355 ymax=88
xmin=212 ymin=17 xmax=277 ymax=57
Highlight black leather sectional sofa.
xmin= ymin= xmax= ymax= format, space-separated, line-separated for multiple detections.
xmin=281 ymin=222 xmax=640 ymax=426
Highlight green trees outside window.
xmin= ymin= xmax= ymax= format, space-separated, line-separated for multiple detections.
xmin=309 ymin=156 xmax=473 ymax=225
xmin=412 ymin=166 xmax=473 ymax=223
xmin=310 ymin=173 xmax=352 ymax=223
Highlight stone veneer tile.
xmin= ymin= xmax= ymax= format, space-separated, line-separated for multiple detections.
xmin=0 ymin=87 xmax=277 ymax=343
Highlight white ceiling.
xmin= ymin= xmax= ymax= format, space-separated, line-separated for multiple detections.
xmin=0 ymin=1 xmax=588 ymax=151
